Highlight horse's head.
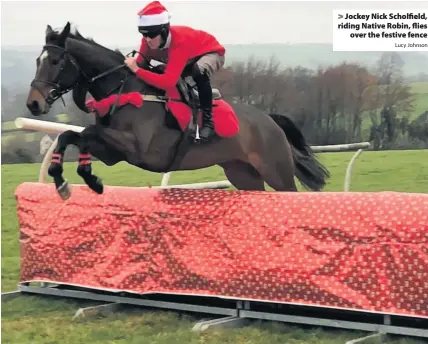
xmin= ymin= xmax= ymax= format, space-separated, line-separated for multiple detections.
xmin=26 ymin=21 xmax=157 ymax=116
xmin=26 ymin=22 xmax=81 ymax=116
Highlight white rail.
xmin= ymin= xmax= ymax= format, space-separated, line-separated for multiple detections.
xmin=15 ymin=117 xmax=371 ymax=191
xmin=15 ymin=117 xmax=84 ymax=134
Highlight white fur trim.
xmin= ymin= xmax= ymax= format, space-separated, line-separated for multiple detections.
xmin=138 ymin=11 xmax=170 ymax=27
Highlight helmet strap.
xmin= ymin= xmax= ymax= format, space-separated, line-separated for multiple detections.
xmin=159 ymin=28 xmax=170 ymax=49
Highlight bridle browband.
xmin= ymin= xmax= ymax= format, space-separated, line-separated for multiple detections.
xmin=30 ymin=43 xmax=130 ymax=109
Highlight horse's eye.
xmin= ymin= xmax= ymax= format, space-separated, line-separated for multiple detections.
xmin=52 ymin=59 xmax=59 ymax=65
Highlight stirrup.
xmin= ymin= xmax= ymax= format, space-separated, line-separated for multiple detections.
xmin=189 ymin=124 xmax=201 ymax=144
xmin=195 ymin=124 xmax=200 ymax=142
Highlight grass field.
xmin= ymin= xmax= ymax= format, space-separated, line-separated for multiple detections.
xmin=2 ymin=149 xmax=428 ymax=344
xmin=408 ymin=82 xmax=428 ymax=120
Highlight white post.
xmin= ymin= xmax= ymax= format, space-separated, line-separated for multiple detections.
xmin=39 ymin=135 xmax=60 ymax=183
xmin=344 ymin=149 xmax=365 ymax=192
xmin=160 ymin=173 xmax=171 ymax=187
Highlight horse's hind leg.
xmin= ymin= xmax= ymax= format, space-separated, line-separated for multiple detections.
xmin=246 ymin=140 xmax=297 ymax=192
xmin=263 ymin=161 xmax=297 ymax=191
xmin=219 ymin=161 xmax=265 ymax=191
xmin=258 ymin=149 xmax=298 ymax=192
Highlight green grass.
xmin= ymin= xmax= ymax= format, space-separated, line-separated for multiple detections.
xmin=411 ymin=81 xmax=428 ymax=93
xmin=2 ymin=150 xmax=428 ymax=343
xmin=409 ymin=82 xmax=428 ymax=120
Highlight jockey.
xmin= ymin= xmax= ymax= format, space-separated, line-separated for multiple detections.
xmin=124 ymin=0 xmax=226 ymax=143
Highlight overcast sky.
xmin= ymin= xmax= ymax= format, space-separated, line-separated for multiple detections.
xmin=2 ymin=0 xmax=428 ymax=48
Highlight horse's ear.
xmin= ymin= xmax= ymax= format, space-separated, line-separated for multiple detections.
xmin=46 ymin=25 xmax=54 ymax=37
xmin=58 ymin=22 xmax=71 ymax=45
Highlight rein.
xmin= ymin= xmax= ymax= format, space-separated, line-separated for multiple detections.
xmin=30 ymin=45 xmax=182 ymax=116
xmin=30 ymin=44 xmax=137 ymax=111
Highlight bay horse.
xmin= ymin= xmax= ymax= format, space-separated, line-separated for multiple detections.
xmin=25 ymin=22 xmax=330 ymax=200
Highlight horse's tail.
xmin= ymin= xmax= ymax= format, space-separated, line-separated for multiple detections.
xmin=268 ymin=113 xmax=330 ymax=191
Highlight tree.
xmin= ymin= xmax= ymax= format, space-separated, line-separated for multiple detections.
xmin=367 ymin=52 xmax=414 ymax=149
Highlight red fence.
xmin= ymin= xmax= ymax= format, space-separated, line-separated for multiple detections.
xmin=15 ymin=182 xmax=428 ymax=318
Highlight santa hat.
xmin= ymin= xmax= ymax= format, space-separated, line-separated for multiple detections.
xmin=137 ymin=1 xmax=171 ymax=27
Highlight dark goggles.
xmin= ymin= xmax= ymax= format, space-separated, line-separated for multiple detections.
xmin=138 ymin=25 xmax=163 ymax=39
xmin=139 ymin=29 xmax=160 ymax=39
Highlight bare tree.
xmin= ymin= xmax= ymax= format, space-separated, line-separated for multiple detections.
xmin=368 ymin=52 xmax=414 ymax=149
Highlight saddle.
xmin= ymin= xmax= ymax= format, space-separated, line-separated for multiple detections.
xmin=149 ymin=62 xmax=222 ymax=100
xmin=144 ymin=62 xmax=224 ymax=170
xmin=149 ymin=62 xmax=222 ymax=131
xmin=176 ymin=77 xmax=222 ymax=107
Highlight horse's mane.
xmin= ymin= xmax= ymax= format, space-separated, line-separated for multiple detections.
xmin=48 ymin=24 xmax=163 ymax=97
xmin=49 ymin=24 xmax=126 ymax=62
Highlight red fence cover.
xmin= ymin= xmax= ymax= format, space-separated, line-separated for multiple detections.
xmin=15 ymin=182 xmax=428 ymax=318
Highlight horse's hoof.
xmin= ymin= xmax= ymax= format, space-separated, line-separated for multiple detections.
xmin=88 ymin=176 xmax=104 ymax=194
xmin=57 ymin=180 xmax=71 ymax=200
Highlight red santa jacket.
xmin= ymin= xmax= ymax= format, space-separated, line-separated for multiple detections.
xmin=135 ymin=25 xmax=225 ymax=90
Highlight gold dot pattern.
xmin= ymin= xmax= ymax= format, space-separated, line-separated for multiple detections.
xmin=15 ymin=182 xmax=428 ymax=317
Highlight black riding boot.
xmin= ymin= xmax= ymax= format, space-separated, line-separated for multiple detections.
xmin=192 ymin=67 xmax=215 ymax=142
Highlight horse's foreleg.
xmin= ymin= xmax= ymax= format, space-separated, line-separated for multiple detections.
xmin=47 ymin=130 xmax=79 ymax=200
xmin=76 ymin=138 xmax=104 ymax=195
